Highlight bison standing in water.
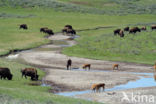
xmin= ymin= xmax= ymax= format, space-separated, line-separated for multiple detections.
xmin=151 ymin=25 xmax=156 ymax=30
xmin=114 ymin=29 xmax=121 ymax=35
xmin=21 ymin=68 xmax=39 ymax=81
xmin=91 ymin=83 xmax=105 ymax=92
xmin=0 ymin=67 xmax=13 ymax=80
xmin=19 ymin=24 xmax=28 ymax=30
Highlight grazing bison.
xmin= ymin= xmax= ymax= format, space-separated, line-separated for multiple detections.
xmin=141 ymin=26 xmax=146 ymax=31
xmin=40 ymin=27 xmax=48 ymax=33
xmin=91 ymin=83 xmax=105 ymax=92
xmin=151 ymin=25 xmax=156 ymax=30
xmin=113 ymin=64 xmax=119 ymax=70
xmin=114 ymin=29 xmax=121 ymax=35
xmin=44 ymin=29 xmax=54 ymax=35
xmin=21 ymin=68 xmax=39 ymax=81
xmin=0 ymin=67 xmax=13 ymax=80
xmin=82 ymin=64 xmax=91 ymax=70
xmin=119 ymin=30 xmax=124 ymax=37
xmin=19 ymin=24 xmax=28 ymax=30
xmin=124 ymin=27 xmax=129 ymax=31
xmin=129 ymin=27 xmax=141 ymax=34
xmin=62 ymin=25 xmax=76 ymax=35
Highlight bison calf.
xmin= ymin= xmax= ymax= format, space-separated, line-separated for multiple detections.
xmin=0 ymin=67 xmax=13 ymax=80
xmin=82 ymin=64 xmax=91 ymax=70
xmin=21 ymin=68 xmax=39 ymax=81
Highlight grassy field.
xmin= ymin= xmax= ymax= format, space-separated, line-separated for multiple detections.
xmin=63 ymin=27 xmax=156 ymax=64
xmin=0 ymin=6 xmax=155 ymax=56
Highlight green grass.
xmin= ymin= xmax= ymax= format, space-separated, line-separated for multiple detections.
xmin=0 ymin=58 xmax=101 ymax=104
xmin=63 ymin=26 xmax=156 ymax=64
xmin=0 ymin=6 xmax=155 ymax=56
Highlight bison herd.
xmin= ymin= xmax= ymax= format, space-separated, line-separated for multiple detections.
xmin=0 ymin=67 xmax=39 ymax=81
xmin=114 ymin=25 xmax=156 ymax=37
xmin=19 ymin=24 xmax=76 ymax=36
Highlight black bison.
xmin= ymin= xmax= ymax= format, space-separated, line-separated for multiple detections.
xmin=62 ymin=25 xmax=76 ymax=35
xmin=141 ymin=26 xmax=146 ymax=31
xmin=129 ymin=27 xmax=141 ymax=34
xmin=0 ymin=67 xmax=13 ymax=80
xmin=151 ymin=25 xmax=156 ymax=30
xmin=19 ymin=24 xmax=28 ymax=30
xmin=114 ymin=29 xmax=121 ymax=35
xmin=119 ymin=30 xmax=124 ymax=37
xmin=67 ymin=59 xmax=72 ymax=70
xmin=21 ymin=68 xmax=39 ymax=81
xmin=40 ymin=27 xmax=48 ymax=33
xmin=66 ymin=29 xmax=76 ymax=35
xmin=44 ymin=29 xmax=54 ymax=35
xmin=124 ymin=27 xmax=129 ymax=31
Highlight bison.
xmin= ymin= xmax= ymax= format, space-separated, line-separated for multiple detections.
xmin=44 ymin=29 xmax=54 ymax=35
xmin=40 ymin=27 xmax=48 ymax=33
xmin=66 ymin=29 xmax=76 ymax=35
xmin=82 ymin=64 xmax=91 ymax=70
xmin=0 ymin=67 xmax=13 ymax=80
xmin=129 ymin=27 xmax=141 ymax=34
xmin=119 ymin=30 xmax=124 ymax=37
xmin=124 ymin=27 xmax=129 ymax=31
xmin=151 ymin=25 xmax=156 ymax=30
xmin=91 ymin=83 xmax=105 ymax=92
xmin=114 ymin=29 xmax=121 ymax=35
xmin=19 ymin=24 xmax=28 ymax=30
xmin=67 ymin=59 xmax=72 ymax=70
xmin=21 ymin=68 xmax=39 ymax=81
xmin=113 ymin=64 xmax=119 ymax=70
xmin=62 ymin=25 xmax=76 ymax=35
